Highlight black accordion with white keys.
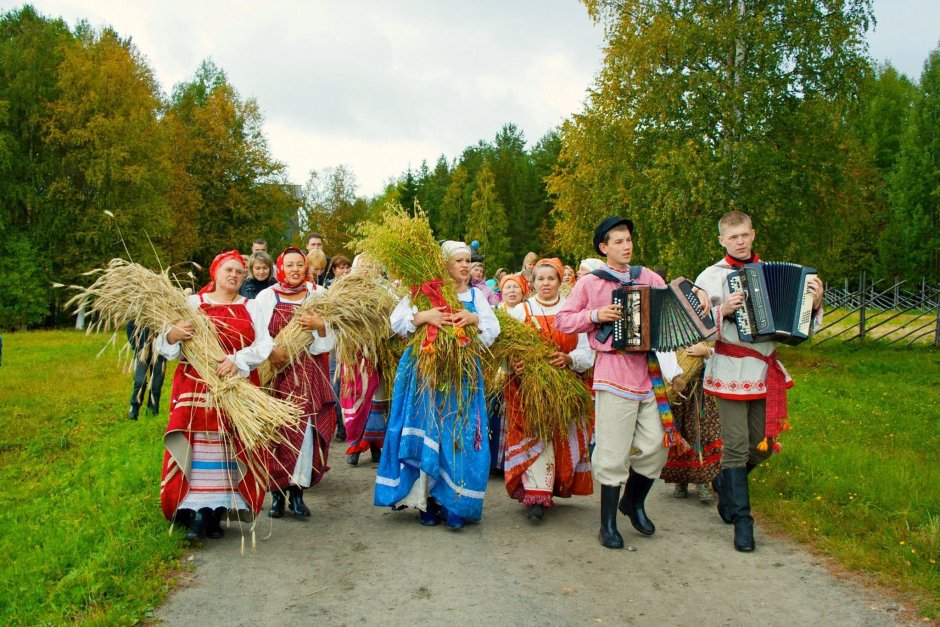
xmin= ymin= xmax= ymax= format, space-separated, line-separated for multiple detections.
xmin=610 ymin=277 xmax=717 ymax=352
xmin=726 ymin=262 xmax=817 ymax=345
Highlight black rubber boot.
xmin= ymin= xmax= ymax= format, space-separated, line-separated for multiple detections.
xmin=370 ymin=443 xmax=382 ymax=463
xmin=186 ymin=508 xmax=210 ymax=541
xmin=618 ymin=471 xmax=656 ymax=536
xmin=715 ymin=462 xmax=756 ymax=524
xmin=288 ymin=485 xmax=311 ymax=518
xmin=269 ymin=490 xmax=285 ymax=518
xmin=334 ymin=415 xmax=346 ymax=441
xmin=599 ymin=485 xmax=624 ymax=549
xmin=346 ymin=452 xmax=360 ymax=466
xmin=723 ymin=467 xmax=755 ymax=552
xmin=207 ymin=508 xmax=225 ymax=539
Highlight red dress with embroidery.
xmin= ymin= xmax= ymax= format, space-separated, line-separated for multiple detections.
xmin=267 ymin=294 xmax=337 ymax=490
xmin=503 ymin=306 xmax=593 ymax=508
xmin=160 ymin=297 xmax=266 ymax=520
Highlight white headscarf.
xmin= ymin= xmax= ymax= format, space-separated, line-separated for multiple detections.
xmin=579 ymin=258 xmax=605 ymax=273
xmin=441 ymin=240 xmax=471 ymax=260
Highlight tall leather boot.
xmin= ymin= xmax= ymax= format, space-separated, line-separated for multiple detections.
xmin=599 ymin=484 xmax=624 ymax=549
xmin=723 ymin=467 xmax=755 ymax=552
xmin=186 ymin=508 xmax=210 ymax=541
xmin=207 ymin=508 xmax=226 ymax=539
xmin=288 ymin=485 xmax=311 ymax=518
xmin=618 ymin=471 xmax=656 ymax=536
xmin=713 ymin=462 xmax=754 ymax=524
xmin=269 ymin=489 xmax=285 ymax=518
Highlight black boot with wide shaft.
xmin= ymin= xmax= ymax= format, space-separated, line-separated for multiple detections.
xmin=723 ymin=467 xmax=755 ymax=552
xmin=619 ymin=471 xmax=656 ymax=536
xmin=713 ymin=473 xmax=733 ymax=524
xmin=269 ymin=490 xmax=285 ymax=519
xmin=186 ymin=508 xmax=210 ymax=541
xmin=207 ymin=508 xmax=226 ymax=539
xmin=599 ymin=485 xmax=624 ymax=549
xmin=288 ymin=485 xmax=311 ymax=518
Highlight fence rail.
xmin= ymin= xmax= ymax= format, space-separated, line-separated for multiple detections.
xmin=816 ymin=273 xmax=940 ymax=347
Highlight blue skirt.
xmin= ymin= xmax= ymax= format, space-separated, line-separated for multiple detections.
xmin=374 ymin=346 xmax=490 ymax=521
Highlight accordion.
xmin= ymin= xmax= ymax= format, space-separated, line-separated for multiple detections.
xmin=610 ymin=278 xmax=717 ymax=352
xmin=726 ymin=262 xmax=817 ymax=345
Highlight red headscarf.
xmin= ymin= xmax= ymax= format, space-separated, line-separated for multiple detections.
xmin=499 ymin=273 xmax=529 ymax=295
xmin=273 ymin=246 xmax=309 ymax=295
xmin=534 ymin=257 xmax=564 ymax=281
xmin=198 ymin=250 xmax=247 ymax=295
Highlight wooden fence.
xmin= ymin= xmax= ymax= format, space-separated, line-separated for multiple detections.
xmin=816 ymin=272 xmax=940 ymax=347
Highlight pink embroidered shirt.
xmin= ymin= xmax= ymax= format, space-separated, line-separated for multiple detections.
xmin=554 ymin=267 xmax=681 ymax=400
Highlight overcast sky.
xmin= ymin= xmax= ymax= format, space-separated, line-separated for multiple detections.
xmin=10 ymin=1 xmax=940 ymax=196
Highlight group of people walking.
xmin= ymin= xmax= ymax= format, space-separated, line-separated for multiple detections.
xmin=146 ymin=209 xmax=823 ymax=553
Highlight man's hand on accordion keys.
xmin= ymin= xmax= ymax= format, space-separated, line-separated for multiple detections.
xmin=720 ymin=291 xmax=747 ymax=318
xmin=808 ymin=275 xmax=824 ymax=309
xmin=596 ymin=303 xmax=623 ymax=323
xmin=692 ymin=287 xmax=710 ymax=316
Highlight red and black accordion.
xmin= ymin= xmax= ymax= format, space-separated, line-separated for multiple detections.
xmin=609 ymin=278 xmax=717 ymax=352
xmin=726 ymin=262 xmax=817 ymax=345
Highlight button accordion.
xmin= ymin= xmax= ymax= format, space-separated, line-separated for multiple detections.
xmin=726 ymin=262 xmax=817 ymax=345
xmin=610 ymin=277 xmax=717 ymax=351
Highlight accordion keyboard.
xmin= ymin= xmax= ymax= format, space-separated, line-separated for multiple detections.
xmin=728 ymin=273 xmax=754 ymax=337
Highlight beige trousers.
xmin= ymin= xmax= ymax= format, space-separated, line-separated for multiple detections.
xmin=592 ymin=391 xmax=668 ymax=485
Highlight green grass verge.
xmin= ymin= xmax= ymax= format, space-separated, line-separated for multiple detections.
xmin=0 ymin=330 xmax=186 ymax=625
xmin=754 ymin=343 xmax=940 ymax=617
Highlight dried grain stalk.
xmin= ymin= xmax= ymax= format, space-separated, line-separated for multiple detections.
xmin=354 ymin=202 xmax=483 ymax=392
xmin=487 ymin=309 xmax=593 ymax=442
xmin=66 ymin=259 xmax=302 ymax=460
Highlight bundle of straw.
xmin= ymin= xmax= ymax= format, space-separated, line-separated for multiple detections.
xmin=665 ymin=347 xmax=708 ymax=405
xmin=66 ymin=259 xmax=302 ymax=456
xmin=256 ymin=271 xmax=399 ymax=387
xmin=354 ymin=203 xmax=483 ymax=391
xmin=486 ymin=309 xmax=593 ymax=443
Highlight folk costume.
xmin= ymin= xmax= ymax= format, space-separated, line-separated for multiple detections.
xmin=486 ymin=273 xmax=530 ymax=472
xmin=695 ymin=252 xmax=823 ymax=551
xmin=555 ymin=218 xmax=683 ymax=549
xmin=505 ymin=279 xmax=594 ymax=517
xmin=660 ymin=347 xmax=722 ymax=499
xmin=374 ymin=242 xmax=500 ymax=528
xmin=255 ymin=247 xmax=336 ymax=519
xmin=340 ymin=358 xmax=388 ymax=464
xmin=156 ymin=250 xmax=273 ymax=538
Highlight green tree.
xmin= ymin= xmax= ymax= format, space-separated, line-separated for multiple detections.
xmin=438 ymin=164 xmax=472 ymax=240
xmin=163 ymin=60 xmax=295 ymax=270
xmin=398 ymin=167 xmax=419 ymax=215
xmin=301 ymin=164 xmax=366 ymax=256
xmin=0 ymin=235 xmax=49 ymax=329
xmin=466 ymin=162 xmax=511 ymax=270
xmin=885 ymin=47 xmax=940 ymax=281
xmin=549 ymin=0 xmax=875 ymax=278
xmin=417 ymin=155 xmax=451 ymax=230
xmin=42 ymin=24 xmax=171 ymax=277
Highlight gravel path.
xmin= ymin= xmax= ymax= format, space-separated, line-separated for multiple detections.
xmin=156 ymin=440 xmax=912 ymax=626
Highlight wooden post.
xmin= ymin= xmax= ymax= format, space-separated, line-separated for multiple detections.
xmin=858 ymin=271 xmax=867 ymax=342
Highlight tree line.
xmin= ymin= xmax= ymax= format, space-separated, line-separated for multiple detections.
xmin=2 ymin=2 xmax=939 ymax=330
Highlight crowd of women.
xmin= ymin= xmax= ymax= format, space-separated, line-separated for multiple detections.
xmin=151 ymin=210 xmax=821 ymax=553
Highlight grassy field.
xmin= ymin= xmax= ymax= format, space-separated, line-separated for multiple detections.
xmin=0 ymin=331 xmax=186 ymax=624
xmin=814 ymin=307 xmax=939 ymax=346
xmin=753 ymin=343 xmax=940 ymax=617
xmin=0 ymin=331 xmax=937 ymax=621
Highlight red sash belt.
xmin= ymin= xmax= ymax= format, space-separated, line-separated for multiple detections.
xmin=714 ymin=341 xmax=789 ymax=443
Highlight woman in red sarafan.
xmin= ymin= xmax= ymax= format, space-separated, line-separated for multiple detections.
xmin=254 ymin=247 xmax=337 ymax=520
xmin=156 ymin=250 xmax=274 ymax=541
xmin=503 ymin=258 xmax=595 ymax=521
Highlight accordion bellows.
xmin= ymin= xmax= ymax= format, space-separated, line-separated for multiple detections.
xmin=727 ymin=261 xmax=817 ymax=345
xmin=611 ymin=277 xmax=718 ymax=351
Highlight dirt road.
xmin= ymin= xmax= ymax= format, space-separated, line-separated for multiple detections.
xmin=157 ymin=440 xmax=911 ymax=626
